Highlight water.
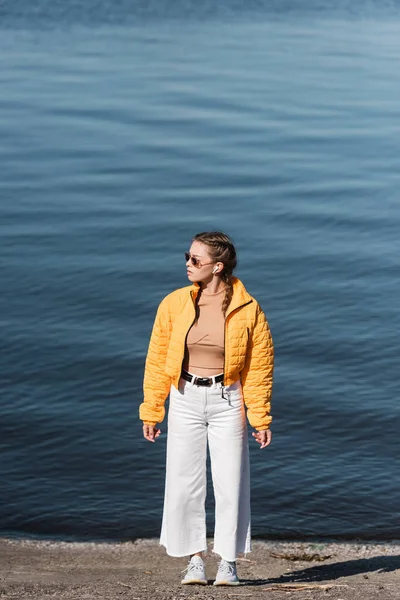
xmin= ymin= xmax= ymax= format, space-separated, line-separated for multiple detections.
xmin=1 ymin=1 xmax=400 ymax=542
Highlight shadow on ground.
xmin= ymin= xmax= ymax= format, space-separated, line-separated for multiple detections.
xmin=241 ymin=555 xmax=400 ymax=586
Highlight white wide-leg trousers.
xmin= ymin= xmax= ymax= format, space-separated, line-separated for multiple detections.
xmin=160 ymin=376 xmax=251 ymax=562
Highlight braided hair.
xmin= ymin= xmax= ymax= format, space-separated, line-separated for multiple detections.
xmin=193 ymin=231 xmax=237 ymax=316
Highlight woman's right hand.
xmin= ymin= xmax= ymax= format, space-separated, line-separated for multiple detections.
xmin=143 ymin=424 xmax=161 ymax=443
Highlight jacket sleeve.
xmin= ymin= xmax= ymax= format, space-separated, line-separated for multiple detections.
xmin=139 ymin=298 xmax=172 ymax=425
xmin=240 ymin=306 xmax=274 ymax=431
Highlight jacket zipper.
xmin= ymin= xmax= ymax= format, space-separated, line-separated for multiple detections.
xmin=222 ymin=299 xmax=253 ymax=386
xmin=181 ymin=290 xmax=197 ymax=374
xmin=182 ymin=291 xmax=252 ymax=386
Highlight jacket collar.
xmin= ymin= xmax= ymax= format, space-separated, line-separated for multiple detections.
xmin=191 ymin=276 xmax=252 ymax=315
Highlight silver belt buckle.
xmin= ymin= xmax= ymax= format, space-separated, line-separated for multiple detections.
xmin=195 ymin=376 xmax=211 ymax=386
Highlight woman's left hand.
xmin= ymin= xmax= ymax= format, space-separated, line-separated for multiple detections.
xmin=252 ymin=429 xmax=272 ymax=449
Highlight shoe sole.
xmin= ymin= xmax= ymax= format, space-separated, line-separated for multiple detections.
xmin=181 ymin=579 xmax=207 ymax=585
xmin=213 ymin=580 xmax=240 ymax=586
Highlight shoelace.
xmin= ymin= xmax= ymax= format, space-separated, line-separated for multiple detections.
xmin=182 ymin=560 xmax=203 ymax=575
xmin=218 ymin=560 xmax=236 ymax=576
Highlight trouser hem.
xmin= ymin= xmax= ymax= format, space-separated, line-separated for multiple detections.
xmin=213 ymin=544 xmax=252 ymax=562
xmin=160 ymin=540 xmax=208 ymax=558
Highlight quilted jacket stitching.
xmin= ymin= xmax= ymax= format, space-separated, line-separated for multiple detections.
xmin=140 ymin=277 xmax=274 ymax=430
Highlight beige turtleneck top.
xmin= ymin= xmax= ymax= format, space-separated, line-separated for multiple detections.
xmin=183 ymin=287 xmax=226 ymax=376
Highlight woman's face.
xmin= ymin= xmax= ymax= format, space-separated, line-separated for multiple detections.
xmin=186 ymin=241 xmax=217 ymax=283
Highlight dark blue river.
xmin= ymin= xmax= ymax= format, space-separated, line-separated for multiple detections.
xmin=1 ymin=0 xmax=399 ymax=541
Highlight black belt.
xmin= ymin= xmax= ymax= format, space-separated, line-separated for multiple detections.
xmin=181 ymin=369 xmax=224 ymax=387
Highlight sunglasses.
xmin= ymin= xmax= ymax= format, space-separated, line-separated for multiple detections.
xmin=185 ymin=252 xmax=215 ymax=269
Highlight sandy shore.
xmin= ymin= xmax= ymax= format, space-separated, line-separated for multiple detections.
xmin=0 ymin=537 xmax=399 ymax=599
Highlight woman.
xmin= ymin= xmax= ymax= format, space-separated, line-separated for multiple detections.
xmin=139 ymin=231 xmax=274 ymax=586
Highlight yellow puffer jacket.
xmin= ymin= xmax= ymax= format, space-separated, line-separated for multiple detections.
xmin=139 ymin=277 xmax=274 ymax=431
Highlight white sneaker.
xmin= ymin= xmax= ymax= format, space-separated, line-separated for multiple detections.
xmin=181 ymin=555 xmax=207 ymax=585
xmin=213 ymin=559 xmax=240 ymax=586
